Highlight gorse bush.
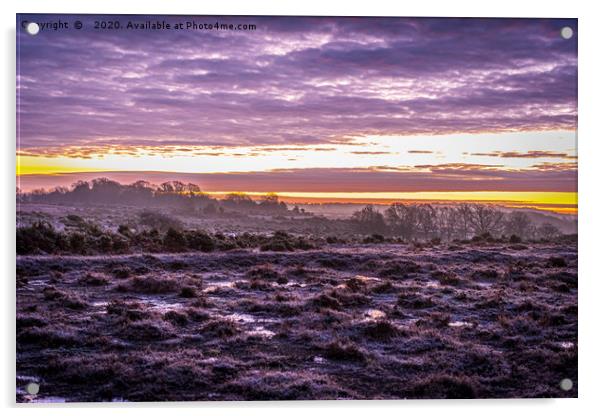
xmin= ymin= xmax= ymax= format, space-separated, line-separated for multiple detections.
xmin=16 ymin=221 xmax=320 ymax=255
xmin=17 ymin=221 xmax=68 ymax=255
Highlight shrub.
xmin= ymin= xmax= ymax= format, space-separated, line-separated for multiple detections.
xmin=16 ymin=221 xmax=67 ymax=254
xmin=179 ymin=286 xmax=197 ymax=298
xmin=68 ymin=232 xmax=87 ymax=253
xmin=509 ymin=234 xmax=522 ymax=243
xmin=247 ymin=264 xmax=280 ymax=280
xmin=378 ymin=260 xmax=420 ymax=278
xmin=185 ymin=230 xmax=215 ymax=252
xmin=78 ymin=272 xmax=109 ymax=286
xmin=398 ymin=293 xmax=435 ymax=309
xmin=112 ymin=266 xmax=131 ymax=279
xmin=129 ymin=276 xmax=180 ymax=294
xmin=120 ymin=320 xmax=174 ymax=341
xmin=202 ymin=319 xmax=239 ymax=338
xmin=323 ymin=340 xmax=366 ymax=362
xmin=163 ymin=228 xmax=187 ymax=252
xmin=42 ymin=286 xmax=87 ymax=309
xmin=111 ymin=235 xmax=130 ymax=253
xmin=163 ymin=310 xmax=188 ymax=326
xmin=117 ymin=224 xmax=132 ymax=237
xmin=363 ymin=320 xmax=400 ymax=341
xmin=363 ymin=234 xmax=385 ymax=244
xmin=312 ymin=293 xmax=342 ymax=310
xmin=547 ymin=257 xmax=567 ymax=268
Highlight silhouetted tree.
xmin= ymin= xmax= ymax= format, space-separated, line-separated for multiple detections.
xmin=352 ymin=205 xmax=386 ymax=234
xmin=504 ymin=211 xmax=533 ymax=239
xmin=469 ymin=205 xmax=505 ymax=236
xmin=537 ymin=222 xmax=561 ymax=240
xmin=385 ymin=203 xmax=419 ymax=240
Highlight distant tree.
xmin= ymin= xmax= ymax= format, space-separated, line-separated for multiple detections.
xmin=183 ymin=183 xmax=201 ymax=195
xmin=537 ymin=222 xmax=561 ymax=240
xmin=90 ymin=178 xmax=122 ymax=203
xmin=469 ymin=205 xmax=505 ymax=237
xmin=385 ymin=203 xmax=420 ymax=240
xmin=352 ymin=205 xmax=386 ymax=234
xmin=416 ymin=204 xmax=438 ymax=240
xmin=504 ymin=211 xmax=533 ymax=239
xmin=437 ymin=206 xmax=459 ymax=241
xmin=70 ymin=180 xmax=91 ymax=203
xmin=454 ymin=204 xmax=474 ymax=240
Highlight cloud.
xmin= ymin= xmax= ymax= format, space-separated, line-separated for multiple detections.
xmin=350 ymin=151 xmax=395 ymax=155
xmin=17 ymin=15 xmax=577 ymax=153
xmin=468 ymin=150 xmax=577 ymax=159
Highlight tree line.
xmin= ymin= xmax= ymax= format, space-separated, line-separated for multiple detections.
xmin=17 ymin=178 xmax=291 ymax=215
xmin=350 ymin=203 xmax=562 ymax=241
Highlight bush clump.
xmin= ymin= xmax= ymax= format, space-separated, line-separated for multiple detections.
xmin=17 ymin=221 xmax=68 ymax=255
xmin=323 ymin=340 xmax=367 ymax=362
xmin=163 ymin=228 xmax=187 ymax=252
xmin=185 ymin=230 xmax=215 ymax=252
xmin=363 ymin=320 xmax=400 ymax=341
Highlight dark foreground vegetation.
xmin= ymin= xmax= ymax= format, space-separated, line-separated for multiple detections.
xmin=17 ymin=202 xmax=574 ymax=256
xmin=17 ymin=238 xmax=577 ymax=401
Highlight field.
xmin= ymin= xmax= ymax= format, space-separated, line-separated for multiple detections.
xmin=16 ymin=217 xmax=577 ymax=401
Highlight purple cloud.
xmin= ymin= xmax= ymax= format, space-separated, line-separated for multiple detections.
xmin=17 ymin=15 xmax=577 ymax=152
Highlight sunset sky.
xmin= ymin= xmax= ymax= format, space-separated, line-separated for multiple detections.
xmin=16 ymin=15 xmax=577 ymax=213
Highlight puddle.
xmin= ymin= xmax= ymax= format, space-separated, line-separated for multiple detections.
xmin=396 ymin=317 xmax=420 ymax=328
xmin=247 ymin=326 xmax=275 ymax=338
xmin=27 ymin=280 xmax=48 ymax=287
xmin=354 ymin=275 xmax=381 ymax=282
xmin=362 ymin=309 xmax=386 ymax=321
xmin=219 ymin=312 xmax=278 ymax=324
xmin=313 ymin=356 xmax=326 ymax=364
xmin=16 ymin=374 xmax=39 ymax=384
xmin=448 ymin=321 xmax=473 ymax=328
xmin=203 ymin=281 xmax=238 ymax=293
xmin=29 ymin=396 xmax=68 ymax=403
xmin=138 ymin=296 xmax=182 ymax=312
xmin=284 ymin=281 xmax=307 ymax=288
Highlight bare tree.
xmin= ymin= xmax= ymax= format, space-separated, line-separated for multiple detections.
xmin=352 ymin=205 xmax=386 ymax=234
xmin=437 ymin=206 xmax=459 ymax=241
xmin=469 ymin=205 xmax=505 ymax=237
xmin=385 ymin=203 xmax=420 ymax=240
xmin=537 ymin=222 xmax=561 ymax=240
xmin=504 ymin=211 xmax=533 ymax=239
xmin=455 ymin=204 xmax=473 ymax=240
xmin=416 ymin=204 xmax=438 ymax=240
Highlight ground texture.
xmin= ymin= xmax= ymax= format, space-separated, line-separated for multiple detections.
xmin=16 ymin=241 xmax=577 ymax=402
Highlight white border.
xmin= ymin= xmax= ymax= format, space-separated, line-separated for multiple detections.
xmin=2 ymin=1 xmax=601 ymax=415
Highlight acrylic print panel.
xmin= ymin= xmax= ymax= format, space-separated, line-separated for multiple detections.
xmin=16 ymin=14 xmax=577 ymax=402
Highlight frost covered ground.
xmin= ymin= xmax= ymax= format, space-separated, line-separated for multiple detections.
xmin=16 ymin=241 xmax=577 ymax=401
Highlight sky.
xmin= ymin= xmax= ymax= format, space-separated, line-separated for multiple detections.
xmin=16 ymin=15 xmax=578 ymax=213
